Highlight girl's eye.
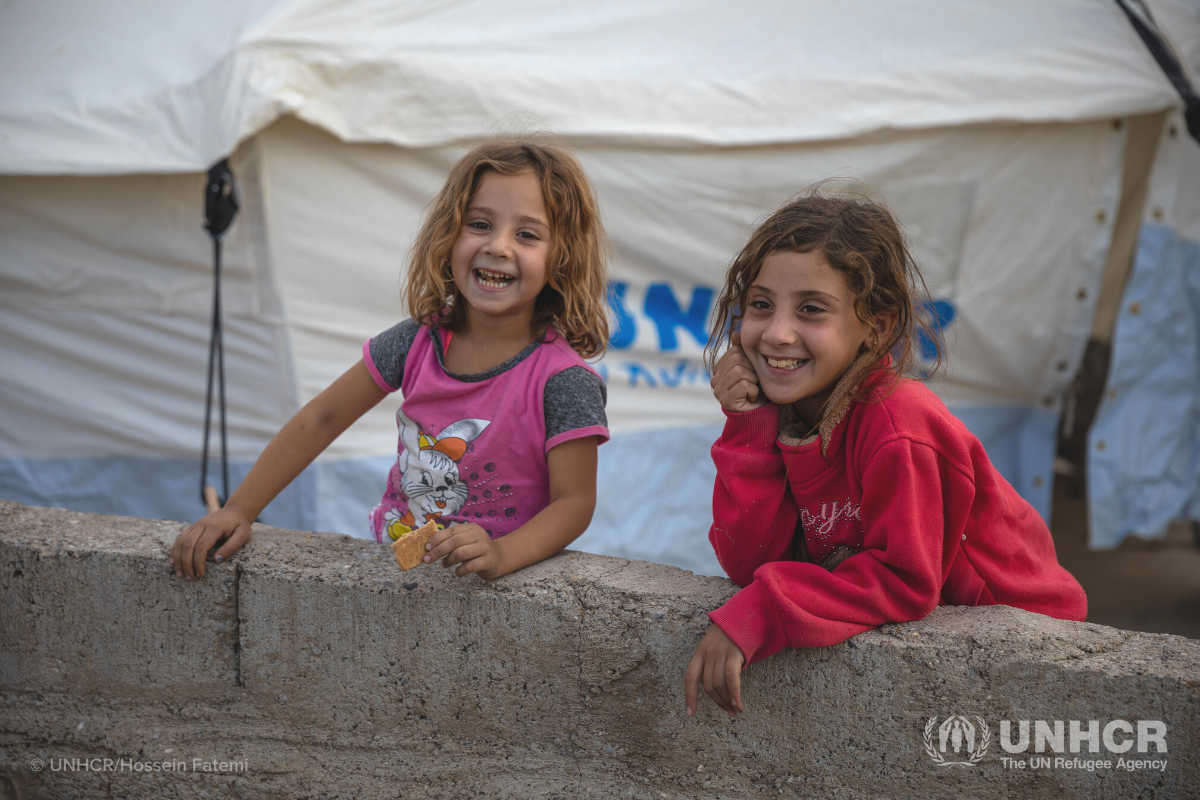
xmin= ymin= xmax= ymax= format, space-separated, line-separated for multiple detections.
xmin=517 ymin=230 xmax=541 ymax=241
xmin=800 ymin=303 xmax=825 ymax=314
xmin=749 ymin=299 xmax=771 ymax=310
xmin=467 ymin=220 xmax=490 ymax=230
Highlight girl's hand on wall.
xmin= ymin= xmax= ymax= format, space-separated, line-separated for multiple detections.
xmin=425 ymin=523 xmax=502 ymax=579
xmin=170 ymin=507 xmax=253 ymax=580
xmin=684 ymin=625 xmax=746 ymax=717
xmin=710 ymin=331 xmax=766 ymax=413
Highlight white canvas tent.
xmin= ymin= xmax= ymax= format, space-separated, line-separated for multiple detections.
xmin=2 ymin=0 xmax=1197 ymax=575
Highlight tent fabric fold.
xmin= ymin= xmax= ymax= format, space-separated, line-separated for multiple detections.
xmin=0 ymin=0 xmax=1180 ymax=175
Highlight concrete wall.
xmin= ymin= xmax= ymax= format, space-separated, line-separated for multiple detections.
xmin=1 ymin=499 xmax=1196 ymax=799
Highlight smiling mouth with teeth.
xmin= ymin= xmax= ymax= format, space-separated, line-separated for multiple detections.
xmin=765 ymin=356 xmax=807 ymax=370
xmin=474 ymin=268 xmax=515 ymax=288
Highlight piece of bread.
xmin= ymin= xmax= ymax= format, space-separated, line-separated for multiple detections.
xmin=390 ymin=520 xmax=439 ymax=571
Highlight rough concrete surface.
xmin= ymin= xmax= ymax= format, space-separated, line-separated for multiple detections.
xmin=1 ymin=499 xmax=1196 ymax=799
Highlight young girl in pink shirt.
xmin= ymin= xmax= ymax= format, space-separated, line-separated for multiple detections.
xmin=172 ymin=140 xmax=610 ymax=581
xmin=685 ymin=189 xmax=1086 ymax=718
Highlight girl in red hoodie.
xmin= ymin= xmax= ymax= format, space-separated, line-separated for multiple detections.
xmin=684 ymin=190 xmax=1087 ymax=718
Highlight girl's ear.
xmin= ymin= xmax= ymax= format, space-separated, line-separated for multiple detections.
xmin=870 ymin=312 xmax=899 ymax=349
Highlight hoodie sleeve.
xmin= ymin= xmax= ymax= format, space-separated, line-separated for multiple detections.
xmin=708 ymin=404 xmax=798 ymax=589
xmin=710 ymin=437 xmax=964 ymax=664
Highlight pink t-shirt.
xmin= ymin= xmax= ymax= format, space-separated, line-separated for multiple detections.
xmin=363 ymin=323 xmax=608 ymax=543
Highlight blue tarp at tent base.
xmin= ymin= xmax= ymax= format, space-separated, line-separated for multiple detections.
xmin=1089 ymin=222 xmax=1200 ymax=549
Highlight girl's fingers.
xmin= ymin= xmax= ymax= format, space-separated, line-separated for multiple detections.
xmin=423 ymin=529 xmax=456 ymax=560
xmin=178 ymin=526 xmax=205 ymax=579
xmin=426 ymin=525 xmax=489 ymax=563
xmin=725 ymin=659 xmax=744 ymax=714
xmin=702 ymin=659 xmax=736 ymax=715
xmin=454 ymin=554 xmax=493 ymax=578
xmin=716 ymin=376 xmax=763 ymax=412
xmin=425 ymin=531 xmax=465 ymax=563
xmin=172 ymin=523 xmax=204 ymax=571
xmin=433 ymin=537 xmax=465 ymax=566
xmin=712 ymin=658 xmax=734 ymax=713
xmin=190 ymin=527 xmax=226 ymax=579
xmin=213 ymin=525 xmax=250 ymax=565
xmin=715 ymin=348 xmax=753 ymax=381
xmin=174 ymin=510 xmax=252 ymax=579
xmin=711 ymin=348 xmax=747 ymax=386
xmin=684 ymin=651 xmax=703 ymax=717
xmin=712 ymin=367 xmax=750 ymax=402
xmin=170 ymin=526 xmax=192 ymax=574
xmin=716 ymin=364 xmax=755 ymax=393
xmin=717 ymin=359 xmax=757 ymax=390
xmin=440 ymin=541 xmax=478 ymax=569
xmin=180 ymin=527 xmax=203 ymax=579
xmin=442 ymin=541 xmax=490 ymax=570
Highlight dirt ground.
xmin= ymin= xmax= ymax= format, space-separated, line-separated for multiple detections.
xmin=1050 ymin=478 xmax=1200 ymax=640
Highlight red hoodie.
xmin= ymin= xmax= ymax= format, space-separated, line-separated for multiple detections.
xmin=706 ymin=375 xmax=1087 ymax=665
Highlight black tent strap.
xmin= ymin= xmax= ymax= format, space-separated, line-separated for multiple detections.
xmin=199 ymin=159 xmax=239 ymax=509
xmin=1115 ymin=0 xmax=1200 ymax=144
xmin=199 ymin=235 xmax=229 ymax=507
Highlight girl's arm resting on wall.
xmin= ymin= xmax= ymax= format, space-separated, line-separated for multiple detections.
xmin=709 ymin=438 xmax=963 ymax=664
xmin=708 ymin=404 xmax=798 ymax=587
xmin=426 ymin=435 xmax=598 ymax=580
xmin=494 ymin=435 xmax=597 ymax=577
xmin=171 ymin=360 xmax=388 ymax=579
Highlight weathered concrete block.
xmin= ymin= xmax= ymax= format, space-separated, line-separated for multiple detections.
xmin=1 ymin=500 xmax=1196 ymax=799
xmin=0 ymin=504 xmax=239 ymax=698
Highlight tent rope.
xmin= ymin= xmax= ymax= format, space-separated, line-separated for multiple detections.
xmin=200 ymin=159 xmax=239 ymax=511
xmin=1115 ymin=0 xmax=1200 ymax=144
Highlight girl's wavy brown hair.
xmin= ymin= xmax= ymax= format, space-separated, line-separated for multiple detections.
xmin=404 ymin=138 xmax=610 ymax=358
xmin=705 ymin=186 xmax=941 ymax=404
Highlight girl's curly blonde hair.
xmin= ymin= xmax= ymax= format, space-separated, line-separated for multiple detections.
xmin=404 ymin=139 xmax=610 ymax=359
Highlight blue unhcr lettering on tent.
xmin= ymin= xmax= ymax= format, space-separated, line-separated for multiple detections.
xmin=643 ymin=284 xmax=714 ymax=351
xmin=608 ymin=281 xmax=716 ymax=353
xmin=611 ymin=360 xmax=710 ymax=389
xmin=606 ymin=282 xmax=638 ymax=349
xmin=918 ymin=299 xmax=956 ymax=362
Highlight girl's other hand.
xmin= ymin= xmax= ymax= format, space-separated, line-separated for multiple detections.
xmin=684 ymin=624 xmax=746 ymax=717
xmin=710 ymin=331 xmax=766 ymax=413
xmin=170 ymin=507 xmax=253 ymax=580
xmin=424 ymin=523 xmax=502 ymax=579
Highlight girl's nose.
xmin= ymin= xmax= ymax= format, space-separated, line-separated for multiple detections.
xmin=763 ymin=312 xmax=797 ymax=346
xmin=483 ymin=229 xmax=514 ymax=259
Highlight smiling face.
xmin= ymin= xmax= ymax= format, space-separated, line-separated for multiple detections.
xmin=450 ymin=170 xmax=552 ymax=331
xmin=739 ymin=249 xmax=875 ymax=423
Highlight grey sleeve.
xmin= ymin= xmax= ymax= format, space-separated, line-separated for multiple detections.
xmin=366 ymin=319 xmax=421 ymax=391
xmin=544 ymin=366 xmax=608 ymax=442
